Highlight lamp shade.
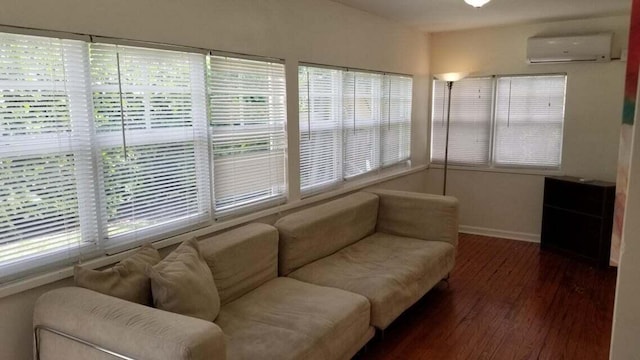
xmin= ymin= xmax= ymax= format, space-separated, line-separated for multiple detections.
xmin=434 ymin=72 xmax=469 ymax=82
xmin=464 ymin=0 xmax=491 ymax=7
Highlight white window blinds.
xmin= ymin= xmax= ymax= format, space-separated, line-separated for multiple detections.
xmin=89 ymin=44 xmax=210 ymax=248
xmin=208 ymin=55 xmax=286 ymax=215
xmin=431 ymin=77 xmax=493 ymax=166
xmin=0 ymin=31 xmax=291 ymax=282
xmin=343 ymin=72 xmax=382 ymax=178
xmin=430 ymin=74 xmax=566 ymax=169
xmin=299 ymin=66 xmax=343 ymax=194
xmin=299 ymin=65 xmax=413 ymax=196
xmin=382 ymin=75 xmax=413 ymax=167
xmin=0 ymin=33 xmax=98 ymax=279
xmin=494 ymin=75 xmax=566 ymax=168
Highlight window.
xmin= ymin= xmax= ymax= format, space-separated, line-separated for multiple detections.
xmin=431 ymin=74 xmax=566 ymax=169
xmin=431 ymin=77 xmax=493 ymax=166
xmin=208 ymin=55 xmax=286 ymax=216
xmin=299 ymin=66 xmax=343 ymax=193
xmin=381 ymin=75 xmax=413 ymax=167
xmin=89 ymin=44 xmax=211 ymax=250
xmin=494 ymin=76 xmax=566 ymax=168
xmin=299 ymin=65 xmax=412 ymax=196
xmin=0 ymin=31 xmax=287 ymax=282
xmin=343 ymin=72 xmax=382 ymax=178
xmin=0 ymin=33 xmax=98 ymax=279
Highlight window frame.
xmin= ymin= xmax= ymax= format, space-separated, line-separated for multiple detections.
xmin=207 ymin=54 xmax=288 ymax=219
xmin=298 ymin=63 xmax=413 ymax=198
xmin=0 ymin=33 xmax=102 ymax=282
xmin=430 ymin=73 xmax=567 ymax=172
xmin=89 ymin=43 xmax=213 ymax=253
xmin=431 ymin=76 xmax=494 ymax=168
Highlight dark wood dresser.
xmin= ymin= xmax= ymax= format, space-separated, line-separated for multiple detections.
xmin=541 ymin=176 xmax=616 ymax=267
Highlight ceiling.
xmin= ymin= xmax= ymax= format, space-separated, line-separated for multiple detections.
xmin=331 ymin=0 xmax=632 ymax=33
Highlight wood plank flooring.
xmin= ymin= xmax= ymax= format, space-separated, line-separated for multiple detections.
xmin=357 ymin=234 xmax=618 ymax=360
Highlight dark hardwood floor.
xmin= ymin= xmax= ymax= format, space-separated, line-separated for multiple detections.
xmin=358 ymin=233 xmax=618 ymax=360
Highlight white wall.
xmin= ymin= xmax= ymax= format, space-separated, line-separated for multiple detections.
xmin=0 ymin=0 xmax=431 ymax=358
xmin=427 ymin=15 xmax=629 ymax=239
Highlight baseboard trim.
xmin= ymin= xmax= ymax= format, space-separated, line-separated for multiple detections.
xmin=459 ymin=225 xmax=540 ymax=243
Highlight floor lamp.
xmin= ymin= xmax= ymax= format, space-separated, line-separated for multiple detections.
xmin=434 ymin=72 xmax=468 ymax=196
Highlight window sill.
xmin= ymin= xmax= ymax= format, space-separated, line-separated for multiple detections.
xmin=0 ymin=163 xmax=427 ymax=299
xmin=428 ymin=163 xmax=564 ymax=177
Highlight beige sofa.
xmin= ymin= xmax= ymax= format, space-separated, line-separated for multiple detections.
xmin=33 ymin=190 xmax=458 ymax=359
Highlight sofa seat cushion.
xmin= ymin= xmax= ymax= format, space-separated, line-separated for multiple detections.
xmin=216 ymin=277 xmax=371 ymax=360
xmin=288 ymin=232 xmax=455 ymax=329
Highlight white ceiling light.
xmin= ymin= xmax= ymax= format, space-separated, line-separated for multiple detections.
xmin=464 ymin=0 xmax=491 ymax=8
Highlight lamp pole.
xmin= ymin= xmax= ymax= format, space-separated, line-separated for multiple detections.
xmin=443 ymin=80 xmax=453 ymax=196
xmin=435 ymin=72 xmax=467 ymax=196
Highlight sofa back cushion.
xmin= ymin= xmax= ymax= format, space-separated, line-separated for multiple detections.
xmin=369 ymin=189 xmax=460 ymax=247
xmin=146 ymin=238 xmax=220 ymax=322
xmin=74 ymin=243 xmax=160 ymax=306
xmin=199 ymin=223 xmax=278 ymax=305
xmin=275 ymin=192 xmax=379 ymax=275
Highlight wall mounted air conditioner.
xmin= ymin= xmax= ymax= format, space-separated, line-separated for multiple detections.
xmin=526 ymin=33 xmax=612 ymax=64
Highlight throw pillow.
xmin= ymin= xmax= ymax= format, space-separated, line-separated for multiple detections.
xmin=74 ymin=243 xmax=161 ymax=305
xmin=146 ymin=238 xmax=220 ymax=322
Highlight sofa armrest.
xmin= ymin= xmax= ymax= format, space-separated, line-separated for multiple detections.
xmin=366 ymin=189 xmax=459 ymax=247
xmin=34 ymin=287 xmax=226 ymax=360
